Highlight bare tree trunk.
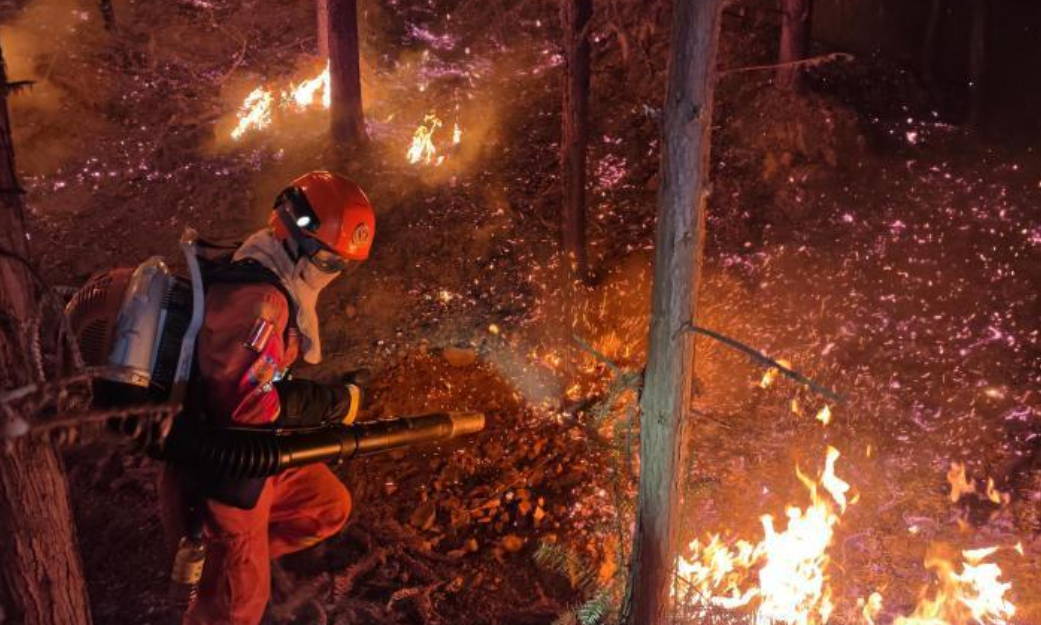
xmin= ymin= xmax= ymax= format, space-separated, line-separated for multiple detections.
xmin=96 ymin=0 xmax=116 ymax=32
xmin=967 ymin=0 xmax=986 ymax=127
xmin=621 ymin=1 xmax=722 ymax=624
xmin=777 ymin=0 xmax=812 ymax=90
xmin=560 ymin=0 xmax=592 ymax=282
xmin=316 ymin=0 xmax=330 ymax=58
xmin=0 ymin=38 xmax=93 ymax=625
xmin=920 ymin=0 xmax=943 ymax=84
xmin=328 ymin=0 xmax=366 ymax=144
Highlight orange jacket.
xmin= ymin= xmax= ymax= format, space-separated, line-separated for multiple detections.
xmin=196 ymin=282 xmax=299 ymax=426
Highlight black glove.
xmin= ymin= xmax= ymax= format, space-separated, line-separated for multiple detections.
xmin=273 ymin=379 xmax=362 ymax=426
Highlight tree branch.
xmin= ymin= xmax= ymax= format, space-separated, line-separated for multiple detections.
xmin=719 ymin=52 xmax=853 ymax=77
xmin=686 ymin=324 xmax=847 ymax=404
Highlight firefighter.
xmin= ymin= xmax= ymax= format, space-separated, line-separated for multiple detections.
xmin=159 ymin=171 xmax=375 ymax=624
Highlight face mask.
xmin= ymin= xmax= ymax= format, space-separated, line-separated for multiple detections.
xmin=297 ymin=258 xmax=341 ymax=292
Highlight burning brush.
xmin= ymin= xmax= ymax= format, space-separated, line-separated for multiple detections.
xmin=230 ymin=62 xmax=331 ymax=140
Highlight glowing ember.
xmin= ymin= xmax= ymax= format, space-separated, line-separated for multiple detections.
xmin=860 ymin=592 xmax=883 ymax=625
xmin=890 ymin=547 xmax=1017 ymax=625
xmin=407 ymin=114 xmax=443 ymax=165
xmin=945 ymin=462 xmax=1009 ymax=506
xmin=760 ymin=359 xmax=792 ymax=388
xmin=815 ymin=405 xmax=832 ymax=426
xmin=947 ymin=462 xmax=977 ymax=503
xmin=676 ymin=446 xmax=850 ymax=625
xmin=452 ymin=122 xmax=462 ymax=145
xmin=984 ymin=478 xmax=1010 ymax=506
xmin=231 ymin=87 xmax=274 ymax=140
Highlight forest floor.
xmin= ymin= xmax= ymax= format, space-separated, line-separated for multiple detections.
xmin=4 ymin=0 xmax=1041 ymax=623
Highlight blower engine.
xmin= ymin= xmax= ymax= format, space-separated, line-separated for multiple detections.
xmin=66 ymin=230 xmax=205 ymax=406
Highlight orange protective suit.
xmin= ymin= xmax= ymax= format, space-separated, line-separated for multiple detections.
xmin=159 ymin=281 xmax=351 ymax=625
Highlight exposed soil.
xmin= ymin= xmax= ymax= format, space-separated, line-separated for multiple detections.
xmin=4 ymin=0 xmax=1040 ymax=623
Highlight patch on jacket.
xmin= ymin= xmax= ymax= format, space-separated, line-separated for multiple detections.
xmin=247 ymin=354 xmax=278 ymax=387
xmin=244 ymin=317 xmax=275 ymax=353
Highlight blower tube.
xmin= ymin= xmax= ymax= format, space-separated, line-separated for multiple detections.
xmin=163 ymin=412 xmax=485 ymax=479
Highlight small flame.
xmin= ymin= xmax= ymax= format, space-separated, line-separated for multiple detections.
xmin=946 ymin=463 xmax=1008 ymax=506
xmin=760 ymin=359 xmax=792 ymax=388
xmin=946 ymin=462 xmax=977 ymax=503
xmin=231 ymin=87 xmax=275 ymax=140
xmin=860 ymin=592 xmax=883 ymax=625
xmin=452 ymin=122 xmax=462 ymax=145
xmin=815 ymin=405 xmax=833 ymax=426
xmin=984 ymin=478 xmax=1010 ymax=506
xmin=892 ymin=547 xmax=1017 ymax=625
xmin=287 ymin=62 xmax=331 ymax=110
xmin=407 ymin=114 xmax=443 ymax=165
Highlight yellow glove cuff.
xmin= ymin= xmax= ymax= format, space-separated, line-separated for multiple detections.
xmin=342 ymin=383 xmax=361 ymax=425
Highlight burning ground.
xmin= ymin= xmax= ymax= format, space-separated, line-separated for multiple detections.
xmin=5 ymin=0 xmax=1041 ymax=623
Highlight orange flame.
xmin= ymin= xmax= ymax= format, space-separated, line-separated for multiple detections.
xmin=860 ymin=592 xmax=883 ymax=625
xmin=230 ymin=63 xmax=330 ymax=140
xmin=676 ymin=446 xmax=850 ymax=625
xmin=760 ymin=359 xmax=792 ymax=389
xmin=231 ymin=87 xmax=275 ymax=140
xmin=287 ymin=62 xmax=331 ymax=111
xmin=407 ymin=114 xmax=444 ymax=165
xmin=946 ymin=462 xmax=977 ymax=503
xmin=945 ymin=462 xmax=1009 ymax=506
xmin=815 ymin=405 xmax=833 ymax=426
xmin=890 ymin=546 xmax=1017 ymax=625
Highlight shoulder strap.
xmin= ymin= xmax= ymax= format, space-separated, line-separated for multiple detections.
xmin=201 ymin=257 xmax=298 ymax=329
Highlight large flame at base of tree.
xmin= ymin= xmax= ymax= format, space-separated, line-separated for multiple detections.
xmin=230 ymin=62 xmax=331 ymax=140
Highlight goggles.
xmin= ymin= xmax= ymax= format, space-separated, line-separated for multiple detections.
xmin=310 ymin=248 xmax=350 ymax=274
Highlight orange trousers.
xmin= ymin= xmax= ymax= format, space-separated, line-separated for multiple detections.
xmin=159 ymin=464 xmax=351 ymax=625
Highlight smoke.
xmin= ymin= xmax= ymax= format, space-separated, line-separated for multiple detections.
xmin=1 ymin=0 xmax=112 ymax=174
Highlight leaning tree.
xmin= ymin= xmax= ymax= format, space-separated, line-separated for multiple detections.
xmin=621 ymin=0 xmax=723 ymax=623
xmin=0 ymin=38 xmax=93 ymax=625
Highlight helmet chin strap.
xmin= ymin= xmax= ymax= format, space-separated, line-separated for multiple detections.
xmin=282 ymin=238 xmax=301 ymax=263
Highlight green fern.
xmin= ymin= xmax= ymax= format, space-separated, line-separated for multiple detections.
xmin=575 ymin=590 xmax=614 ymax=625
xmin=535 ymin=543 xmax=621 ymax=625
xmin=533 ymin=542 xmax=598 ymax=594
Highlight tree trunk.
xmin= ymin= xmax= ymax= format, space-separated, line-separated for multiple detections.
xmin=777 ymin=0 xmax=812 ymax=90
xmin=0 ymin=38 xmax=93 ymax=625
xmin=919 ymin=0 xmax=943 ymax=85
xmin=560 ymin=0 xmax=592 ymax=282
xmin=328 ymin=0 xmax=366 ymax=145
xmin=316 ymin=0 xmax=330 ymax=58
xmin=96 ymin=0 xmax=116 ymax=32
xmin=967 ymin=0 xmax=986 ymax=127
xmin=621 ymin=0 xmax=722 ymax=624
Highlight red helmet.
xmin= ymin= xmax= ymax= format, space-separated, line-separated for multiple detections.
xmin=270 ymin=171 xmax=375 ymax=263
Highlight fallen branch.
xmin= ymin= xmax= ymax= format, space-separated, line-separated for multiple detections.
xmin=1 ymin=366 xmax=125 ymax=407
xmin=571 ymin=334 xmax=624 ymax=376
xmin=6 ymin=402 xmax=179 ymax=440
xmin=719 ymin=52 xmax=854 ymax=76
xmin=685 ymin=324 xmax=847 ymax=405
xmin=330 ymin=546 xmax=391 ymax=603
